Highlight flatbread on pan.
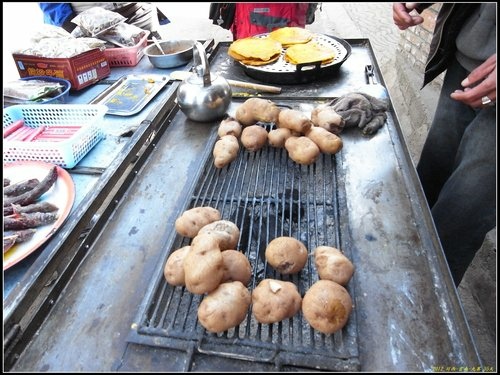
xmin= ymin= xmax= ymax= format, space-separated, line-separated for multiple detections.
xmin=239 ymin=54 xmax=281 ymax=66
xmin=269 ymin=27 xmax=313 ymax=47
xmin=284 ymin=42 xmax=336 ymax=65
xmin=228 ymin=37 xmax=282 ymax=65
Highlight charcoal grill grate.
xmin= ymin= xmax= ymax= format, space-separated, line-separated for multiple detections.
xmin=129 ymin=132 xmax=360 ymax=371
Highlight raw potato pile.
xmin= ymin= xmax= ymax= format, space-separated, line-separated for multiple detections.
xmin=165 ymin=206 xmax=252 ymax=333
xmin=212 ymin=98 xmax=344 ymax=169
xmin=165 ymin=206 xmax=356 ymax=335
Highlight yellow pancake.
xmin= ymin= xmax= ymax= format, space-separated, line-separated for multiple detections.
xmin=284 ymin=42 xmax=336 ymax=65
xmin=228 ymin=37 xmax=282 ymax=62
xmin=269 ymin=27 xmax=313 ymax=47
xmin=240 ymin=54 xmax=281 ymax=66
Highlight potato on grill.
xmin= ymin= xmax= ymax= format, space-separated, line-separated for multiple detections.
xmin=251 ymin=279 xmax=302 ymax=324
xmin=284 ymin=136 xmax=320 ymax=165
xmin=198 ymin=219 xmax=240 ymax=251
xmin=265 ymin=236 xmax=308 ymax=274
xmin=306 ymin=126 xmax=343 ymax=155
xmin=221 ymin=250 xmax=252 ymax=286
xmin=213 ymin=135 xmax=240 ymax=169
xmin=269 ymin=26 xmax=313 ymax=47
xmin=198 ymin=281 xmax=251 ymax=333
xmin=217 ymin=117 xmax=242 ymax=138
xmin=313 ymin=246 xmax=354 ymax=285
xmin=183 ymin=234 xmax=224 ymax=294
xmin=164 ymin=245 xmax=191 ymax=286
xmin=268 ymin=128 xmax=292 ymax=148
xmin=241 ymin=125 xmax=268 ymax=152
xmin=278 ymin=109 xmax=312 ymax=134
xmin=228 ymin=37 xmax=282 ymax=66
xmin=175 ymin=206 xmax=221 ymax=238
xmin=302 ymin=280 xmax=353 ymax=334
xmin=235 ymin=98 xmax=281 ymax=126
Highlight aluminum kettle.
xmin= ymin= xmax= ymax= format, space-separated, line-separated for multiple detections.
xmin=177 ymin=42 xmax=232 ymax=122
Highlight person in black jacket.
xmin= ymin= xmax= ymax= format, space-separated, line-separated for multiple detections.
xmin=393 ymin=3 xmax=496 ymax=286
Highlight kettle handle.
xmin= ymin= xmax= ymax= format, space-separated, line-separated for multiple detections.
xmin=193 ymin=41 xmax=211 ymax=87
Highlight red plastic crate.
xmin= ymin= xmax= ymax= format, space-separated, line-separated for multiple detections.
xmin=12 ymin=48 xmax=110 ymax=91
xmin=103 ymin=34 xmax=148 ymax=67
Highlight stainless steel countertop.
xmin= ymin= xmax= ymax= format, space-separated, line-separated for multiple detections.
xmin=4 ymin=39 xmax=481 ymax=372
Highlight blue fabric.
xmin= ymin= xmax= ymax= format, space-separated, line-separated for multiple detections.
xmin=39 ymin=3 xmax=74 ymax=26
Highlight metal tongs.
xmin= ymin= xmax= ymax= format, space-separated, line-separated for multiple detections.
xmin=365 ymin=64 xmax=376 ymax=84
xmin=361 ymin=64 xmax=388 ymax=100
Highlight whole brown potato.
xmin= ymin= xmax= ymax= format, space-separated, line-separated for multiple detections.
xmin=284 ymin=136 xmax=320 ymax=165
xmin=251 ymin=279 xmax=302 ymax=324
xmin=268 ymin=128 xmax=292 ymax=148
xmin=197 ymin=281 xmax=251 ymax=333
xmin=265 ymin=236 xmax=308 ymax=274
xmin=306 ymin=126 xmax=343 ymax=155
xmin=241 ymin=125 xmax=268 ymax=152
xmin=235 ymin=98 xmax=281 ymax=126
xmin=278 ymin=108 xmax=312 ymax=134
xmin=302 ymin=280 xmax=352 ymax=334
xmin=218 ymin=117 xmax=243 ymax=138
xmin=221 ymin=250 xmax=252 ymax=285
xmin=213 ymin=134 xmax=240 ymax=169
xmin=311 ymin=105 xmax=345 ymax=134
xmin=198 ymin=220 xmax=240 ymax=250
xmin=314 ymin=246 xmax=354 ymax=286
xmin=183 ymin=234 xmax=224 ymax=294
xmin=175 ymin=206 xmax=221 ymax=238
xmin=164 ymin=245 xmax=191 ymax=286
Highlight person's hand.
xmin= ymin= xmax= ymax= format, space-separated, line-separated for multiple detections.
xmin=393 ymin=3 xmax=424 ymax=30
xmin=450 ymin=54 xmax=497 ymax=108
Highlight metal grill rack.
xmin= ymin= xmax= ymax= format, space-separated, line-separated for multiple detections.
xmin=129 ymin=130 xmax=360 ymax=371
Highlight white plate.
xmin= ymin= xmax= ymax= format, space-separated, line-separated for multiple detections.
xmin=3 ymin=161 xmax=75 ymax=270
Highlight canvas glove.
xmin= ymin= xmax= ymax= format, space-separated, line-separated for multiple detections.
xmin=329 ymin=92 xmax=388 ymax=135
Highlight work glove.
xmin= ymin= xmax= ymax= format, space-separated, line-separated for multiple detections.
xmin=329 ymin=92 xmax=388 ymax=136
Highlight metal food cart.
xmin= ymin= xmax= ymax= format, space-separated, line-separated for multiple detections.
xmin=3 ymin=38 xmax=482 ymax=372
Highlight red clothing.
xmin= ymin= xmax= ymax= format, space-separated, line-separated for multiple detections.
xmin=232 ymin=3 xmax=309 ymax=39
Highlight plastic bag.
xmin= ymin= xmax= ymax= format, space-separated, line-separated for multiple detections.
xmin=71 ymin=7 xmax=126 ymax=37
xmin=3 ymin=80 xmax=64 ymax=102
xmin=99 ymin=23 xmax=148 ymax=47
xmin=14 ymin=37 xmax=106 ymax=58
xmin=29 ymin=24 xmax=72 ymax=43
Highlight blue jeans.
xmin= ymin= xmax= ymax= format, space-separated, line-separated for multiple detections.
xmin=417 ymin=57 xmax=496 ymax=286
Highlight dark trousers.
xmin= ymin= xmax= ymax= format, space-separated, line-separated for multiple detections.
xmin=417 ymin=57 xmax=496 ymax=286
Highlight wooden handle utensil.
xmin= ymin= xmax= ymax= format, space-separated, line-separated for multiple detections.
xmin=170 ymin=71 xmax=281 ymax=94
